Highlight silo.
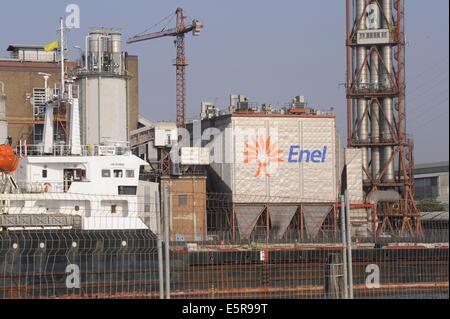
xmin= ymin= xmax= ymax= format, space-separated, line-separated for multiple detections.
xmin=78 ymin=28 xmax=129 ymax=146
xmin=110 ymin=31 xmax=123 ymax=73
xmin=355 ymin=0 xmax=369 ymax=177
xmin=369 ymin=2 xmax=381 ymax=179
xmin=380 ymin=0 xmax=395 ymax=182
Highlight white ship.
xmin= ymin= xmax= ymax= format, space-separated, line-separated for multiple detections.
xmin=0 ymin=24 xmax=158 ymax=232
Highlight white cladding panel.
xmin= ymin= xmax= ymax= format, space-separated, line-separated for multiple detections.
xmin=181 ymin=147 xmax=210 ymax=165
xmin=85 ymin=77 xmax=128 ymax=145
xmin=345 ymin=148 xmax=364 ymax=203
xmin=209 ymin=116 xmax=337 ymax=203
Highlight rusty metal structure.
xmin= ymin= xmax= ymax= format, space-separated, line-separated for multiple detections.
xmin=127 ymin=8 xmax=203 ymax=128
xmin=346 ymin=0 xmax=421 ymax=236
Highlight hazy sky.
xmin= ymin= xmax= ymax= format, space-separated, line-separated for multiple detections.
xmin=0 ymin=0 xmax=448 ymax=163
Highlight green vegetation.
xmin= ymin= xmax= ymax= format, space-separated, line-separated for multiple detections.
xmin=416 ymin=197 xmax=447 ymax=212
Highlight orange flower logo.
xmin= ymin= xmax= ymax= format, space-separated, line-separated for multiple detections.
xmin=243 ymin=136 xmax=284 ymax=177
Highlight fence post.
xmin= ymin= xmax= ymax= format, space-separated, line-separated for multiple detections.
xmin=345 ymin=190 xmax=354 ymax=299
xmin=340 ymin=195 xmax=349 ymax=299
xmin=163 ymin=183 xmax=171 ymax=299
xmin=155 ymin=191 xmax=164 ymax=299
xmin=325 ymin=253 xmax=346 ymax=299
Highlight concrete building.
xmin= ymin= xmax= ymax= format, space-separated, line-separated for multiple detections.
xmin=131 ymin=120 xmax=177 ymax=162
xmin=161 ymin=175 xmax=207 ymax=242
xmin=413 ymin=162 xmax=449 ymax=205
xmin=0 ymin=41 xmax=139 ymax=147
xmin=76 ymin=28 xmax=140 ymax=146
xmin=0 ymin=45 xmax=77 ymax=146
xmin=191 ymin=101 xmax=341 ymax=240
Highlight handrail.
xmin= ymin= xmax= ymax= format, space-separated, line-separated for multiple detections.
xmin=16 ymin=143 xmax=131 ymax=157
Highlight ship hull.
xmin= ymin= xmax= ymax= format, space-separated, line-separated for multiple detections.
xmin=1 ymin=230 xmax=448 ymax=299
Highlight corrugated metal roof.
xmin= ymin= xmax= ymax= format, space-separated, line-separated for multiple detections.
xmin=420 ymin=211 xmax=449 ymax=221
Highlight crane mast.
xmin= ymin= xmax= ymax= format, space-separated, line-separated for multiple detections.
xmin=127 ymin=8 xmax=203 ymax=128
xmin=175 ymin=8 xmax=187 ymax=128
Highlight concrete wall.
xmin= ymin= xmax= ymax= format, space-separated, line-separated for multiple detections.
xmin=81 ymin=76 xmax=128 ymax=145
xmin=126 ymin=55 xmax=139 ymax=132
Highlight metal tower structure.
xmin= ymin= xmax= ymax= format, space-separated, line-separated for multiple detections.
xmin=346 ymin=0 xmax=421 ymax=236
xmin=127 ymin=8 xmax=203 ymax=128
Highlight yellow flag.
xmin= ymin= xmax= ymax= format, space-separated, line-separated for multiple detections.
xmin=44 ymin=41 xmax=59 ymax=52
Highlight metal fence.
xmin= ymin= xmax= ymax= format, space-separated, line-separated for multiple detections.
xmin=0 ymin=190 xmax=448 ymax=299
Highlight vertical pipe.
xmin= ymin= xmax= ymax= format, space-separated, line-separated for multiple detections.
xmin=346 ymin=0 xmax=353 ymax=146
xmin=156 ymin=191 xmax=164 ymax=299
xmin=370 ymin=51 xmax=381 ymax=179
xmin=373 ymin=203 xmax=377 ymax=241
xmin=381 ymin=0 xmax=395 ymax=182
xmin=369 ymin=3 xmax=381 ymax=180
xmin=345 ymin=190 xmax=354 ymax=299
xmin=85 ymin=35 xmax=90 ymax=70
xmin=340 ymin=196 xmax=349 ymax=299
xmin=356 ymin=0 xmax=369 ymax=175
xmin=163 ymin=183 xmax=171 ymax=299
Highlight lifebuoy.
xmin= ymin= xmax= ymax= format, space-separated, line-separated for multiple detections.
xmin=44 ymin=182 xmax=52 ymax=193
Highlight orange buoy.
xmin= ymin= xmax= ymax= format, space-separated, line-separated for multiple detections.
xmin=0 ymin=144 xmax=20 ymax=173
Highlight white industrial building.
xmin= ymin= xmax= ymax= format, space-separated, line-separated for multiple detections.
xmin=194 ymin=110 xmax=345 ymax=240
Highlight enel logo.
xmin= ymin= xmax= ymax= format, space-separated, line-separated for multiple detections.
xmin=288 ymin=146 xmax=328 ymax=163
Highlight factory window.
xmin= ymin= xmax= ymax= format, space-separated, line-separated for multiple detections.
xmin=118 ymin=186 xmax=137 ymax=195
xmin=42 ymin=169 xmax=48 ymax=178
xmin=178 ymin=195 xmax=188 ymax=206
xmin=102 ymin=170 xmax=111 ymax=178
xmin=114 ymin=170 xmax=123 ymax=178
xmin=126 ymin=170 xmax=135 ymax=178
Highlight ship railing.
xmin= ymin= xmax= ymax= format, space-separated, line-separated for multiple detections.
xmin=16 ymin=143 xmax=131 ymax=157
xmin=14 ymin=180 xmax=91 ymax=194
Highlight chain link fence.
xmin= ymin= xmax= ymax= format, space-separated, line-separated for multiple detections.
xmin=0 ymin=190 xmax=448 ymax=299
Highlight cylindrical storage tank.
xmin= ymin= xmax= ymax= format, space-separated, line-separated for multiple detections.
xmin=380 ymin=0 xmax=395 ymax=182
xmin=356 ymin=0 xmax=369 ymax=175
xmin=88 ymin=32 xmax=101 ymax=54
xmin=110 ymin=32 xmax=123 ymax=73
xmin=382 ymin=0 xmax=393 ymax=27
xmin=370 ymin=50 xmax=381 ymax=179
xmin=110 ymin=32 xmax=122 ymax=54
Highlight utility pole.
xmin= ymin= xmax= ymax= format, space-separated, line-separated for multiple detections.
xmin=163 ymin=184 xmax=171 ymax=299
xmin=155 ymin=191 xmax=164 ymax=299
xmin=340 ymin=195 xmax=349 ymax=299
xmin=345 ymin=190 xmax=354 ymax=299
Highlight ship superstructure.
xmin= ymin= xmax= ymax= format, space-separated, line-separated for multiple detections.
xmin=0 ymin=20 xmax=158 ymax=232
